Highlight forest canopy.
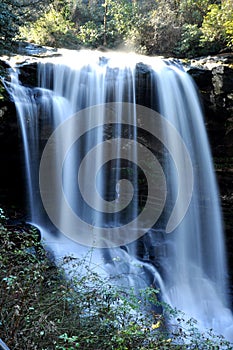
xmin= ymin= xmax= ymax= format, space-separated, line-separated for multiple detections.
xmin=0 ymin=0 xmax=233 ymax=57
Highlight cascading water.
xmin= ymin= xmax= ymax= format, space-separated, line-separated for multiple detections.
xmin=7 ymin=50 xmax=233 ymax=341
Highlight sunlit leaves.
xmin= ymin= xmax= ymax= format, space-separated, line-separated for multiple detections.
xmin=19 ymin=8 xmax=78 ymax=48
xmin=201 ymin=0 xmax=233 ymax=50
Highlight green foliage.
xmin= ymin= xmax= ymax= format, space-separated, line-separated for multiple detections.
xmin=175 ymin=24 xmax=204 ymax=57
xmin=0 ymin=0 xmax=53 ymax=53
xmin=0 ymin=81 xmax=6 ymax=101
xmin=0 ymin=0 xmax=20 ymax=50
xmin=104 ymin=0 xmax=154 ymax=52
xmin=0 ymin=0 xmax=232 ymax=57
xmin=19 ymin=7 xmax=79 ymax=48
xmin=77 ymin=21 xmax=103 ymax=47
xmin=106 ymin=0 xmax=139 ymax=45
xmin=2 ymin=0 xmax=232 ymax=57
xmin=151 ymin=0 xmax=182 ymax=55
xmin=152 ymin=0 xmax=214 ymax=56
xmin=201 ymin=0 xmax=233 ymax=51
xmin=73 ymin=0 xmax=154 ymax=52
xmin=179 ymin=0 xmax=213 ymax=26
xmin=72 ymin=0 xmax=103 ymax=26
xmin=0 ymin=208 xmax=232 ymax=349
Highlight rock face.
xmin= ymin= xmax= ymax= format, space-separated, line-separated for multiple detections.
xmin=186 ymin=56 xmax=233 ymax=197
xmin=0 ymin=57 xmax=40 ymax=209
xmin=186 ymin=54 xmax=233 ymax=158
xmin=187 ymin=55 xmax=233 ymax=297
xmin=0 ymin=99 xmax=25 ymax=206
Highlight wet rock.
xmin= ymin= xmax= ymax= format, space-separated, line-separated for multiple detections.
xmin=187 ymin=56 xmax=233 ymax=159
xmin=212 ymin=65 xmax=233 ymax=95
xmin=0 ymin=99 xmax=25 ymax=206
xmin=188 ymin=67 xmax=212 ymax=90
xmin=17 ymin=62 xmax=38 ymax=87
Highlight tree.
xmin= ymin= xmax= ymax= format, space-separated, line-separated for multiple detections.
xmin=19 ymin=8 xmax=79 ymax=48
xmin=2 ymin=0 xmax=231 ymax=56
xmin=103 ymin=0 xmax=155 ymax=51
xmin=201 ymin=0 xmax=233 ymax=51
xmin=150 ymin=0 xmax=229 ymax=57
xmin=73 ymin=0 xmax=155 ymax=51
xmin=0 ymin=0 xmax=20 ymax=49
xmin=179 ymin=0 xmax=214 ymax=25
xmin=0 ymin=0 xmax=53 ymax=51
xmin=150 ymin=0 xmax=182 ymax=55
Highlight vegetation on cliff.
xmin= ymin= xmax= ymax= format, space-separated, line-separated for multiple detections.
xmin=0 ymin=0 xmax=232 ymax=57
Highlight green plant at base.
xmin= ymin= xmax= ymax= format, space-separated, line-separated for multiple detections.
xmin=0 ymin=207 xmax=232 ymax=349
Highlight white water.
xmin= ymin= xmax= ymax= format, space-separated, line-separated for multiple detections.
xmin=7 ymin=50 xmax=233 ymax=341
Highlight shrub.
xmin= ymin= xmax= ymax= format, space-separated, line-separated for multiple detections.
xmin=175 ymin=24 xmax=204 ymax=57
xmin=19 ymin=8 xmax=79 ymax=48
xmin=77 ymin=21 xmax=103 ymax=48
xmin=150 ymin=1 xmax=182 ymax=56
xmin=201 ymin=1 xmax=233 ymax=52
xmin=0 ymin=0 xmax=20 ymax=51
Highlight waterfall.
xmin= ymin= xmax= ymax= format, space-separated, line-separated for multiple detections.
xmin=7 ymin=50 xmax=233 ymax=341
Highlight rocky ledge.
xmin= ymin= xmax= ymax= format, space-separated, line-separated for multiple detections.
xmin=185 ymin=54 xmax=233 ymax=157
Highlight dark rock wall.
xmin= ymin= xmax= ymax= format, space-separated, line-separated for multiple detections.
xmin=187 ymin=57 xmax=233 ymax=158
xmin=187 ymin=55 xmax=233 ymax=295
xmin=0 ymin=99 xmax=25 ymax=206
